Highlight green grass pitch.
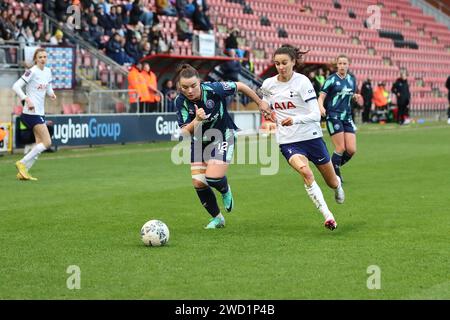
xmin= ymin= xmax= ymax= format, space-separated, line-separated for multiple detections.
xmin=1 ymin=122 xmax=449 ymax=299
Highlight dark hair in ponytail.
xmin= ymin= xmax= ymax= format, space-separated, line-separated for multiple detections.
xmin=175 ymin=63 xmax=200 ymax=83
xmin=273 ymin=44 xmax=309 ymax=71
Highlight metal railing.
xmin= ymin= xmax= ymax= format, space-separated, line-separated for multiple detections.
xmin=89 ymin=89 xmax=165 ymax=114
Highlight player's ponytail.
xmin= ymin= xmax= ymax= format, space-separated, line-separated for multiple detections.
xmin=274 ymin=44 xmax=309 ymax=70
xmin=175 ymin=64 xmax=200 ymax=83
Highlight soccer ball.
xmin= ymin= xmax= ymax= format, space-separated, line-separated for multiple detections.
xmin=140 ymin=220 xmax=170 ymax=246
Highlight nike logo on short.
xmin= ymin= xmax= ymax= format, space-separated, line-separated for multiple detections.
xmin=318 ymin=157 xmax=326 ymax=162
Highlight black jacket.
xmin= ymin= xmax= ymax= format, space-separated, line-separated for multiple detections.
xmin=361 ymin=80 xmax=373 ymax=105
xmin=392 ymin=78 xmax=410 ymax=105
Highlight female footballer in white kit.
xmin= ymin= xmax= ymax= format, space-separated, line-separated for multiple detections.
xmin=260 ymin=45 xmax=345 ymax=230
xmin=12 ymin=48 xmax=56 ymax=181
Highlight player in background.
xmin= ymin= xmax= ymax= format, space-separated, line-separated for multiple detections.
xmin=175 ymin=64 xmax=266 ymax=229
xmin=318 ymin=54 xmax=362 ymax=183
xmin=12 ymin=48 xmax=56 ymax=181
xmin=259 ymin=44 xmax=345 ymax=231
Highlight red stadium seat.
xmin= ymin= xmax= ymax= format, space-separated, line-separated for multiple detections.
xmin=115 ymin=102 xmax=126 ymax=113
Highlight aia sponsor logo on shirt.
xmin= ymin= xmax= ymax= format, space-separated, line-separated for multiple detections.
xmin=36 ymin=84 xmax=48 ymax=90
xmin=273 ymin=101 xmax=296 ymax=110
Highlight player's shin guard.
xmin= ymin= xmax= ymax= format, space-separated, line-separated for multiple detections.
xmin=341 ymin=151 xmax=353 ymax=166
xmin=305 ymin=181 xmax=333 ymax=221
xmin=195 ymin=187 xmax=220 ymax=217
xmin=205 ymin=176 xmax=229 ymax=194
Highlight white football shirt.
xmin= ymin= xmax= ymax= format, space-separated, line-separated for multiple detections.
xmin=261 ymin=72 xmax=322 ymax=144
xmin=20 ymin=65 xmax=53 ymax=116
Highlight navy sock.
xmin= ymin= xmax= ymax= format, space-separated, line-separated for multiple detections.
xmin=206 ymin=176 xmax=229 ymax=194
xmin=341 ymin=151 xmax=353 ymax=166
xmin=331 ymin=152 xmax=342 ymax=177
xmin=195 ymin=187 xmax=220 ymax=217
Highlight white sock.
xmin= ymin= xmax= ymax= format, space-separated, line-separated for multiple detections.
xmin=21 ymin=143 xmax=46 ymax=170
xmin=25 ymin=154 xmax=39 ymax=170
xmin=216 ymin=213 xmax=224 ymax=220
xmin=24 ymin=143 xmax=35 ymax=155
xmin=305 ymin=181 xmax=334 ymax=221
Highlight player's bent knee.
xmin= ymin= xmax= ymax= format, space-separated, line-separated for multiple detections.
xmin=299 ymin=167 xmax=314 ymax=182
xmin=192 ymin=179 xmax=208 ymax=189
xmin=191 ymin=165 xmax=207 ymax=188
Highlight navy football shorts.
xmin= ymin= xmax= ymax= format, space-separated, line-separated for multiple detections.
xmin=191 ymin=134 xmax=235 ymax=164
xmin=20 ymin=113 xmax=46 ymax=129
xmin=279 ymin=137 xmax=330 ymax=165
xmin=326 ymin=118 xmax=356 ymax=136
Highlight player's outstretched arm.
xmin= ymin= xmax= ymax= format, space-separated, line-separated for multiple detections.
xmin=236 ymin=82 xmax=273 ymax=118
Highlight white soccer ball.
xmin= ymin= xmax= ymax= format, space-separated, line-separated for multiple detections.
xmin=140 ymin=220 xmax=170 ymax=246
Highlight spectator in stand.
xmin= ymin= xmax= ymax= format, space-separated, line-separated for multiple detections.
xmin=95 ymin=4 xmax=113 ymax=35
xmin=43 ymin=1 xmax=57 ymax=19
xmin=43 ymin=32 xmax=52 ymax=43
xmin=49 ymin=29 xmax=64 ymax=45
xmin=149 ymin=20 xmax=173 ymax=54
xmin=115 ymin=4 xmax=128 ymax=26
xmin=176 ymin=13 xmax=193 ymax=41
xmin=391 ymin=73 xmax=411 ymax=125
xmin=161 ymin=79 xmax=177 ymax=112
xmin=156 ymin=0 xmax=178 ymax=16
xmin=125 ymin=32 xmax=143 ymax=65
xmin=446 ymin=75 xmax=450 ymax=124
xmin=33 ymin=29 xmax=44 ymax=44
xmin=176 ymin=0 xmax=195 ymax=19
xmin=88 ymin=15 xmax=104 ymax=48
xmin=130 ymin=0 xmax=153 ymax=27
xmin=141 ymin=62 xmax=161 ymax=112
xmin=18 ymin=26 xmax=35 ymax=46
xmin=97 ymin=0 xmax=111 ymax=14
xmin=54 ymin=0 xmax=71 ymax=22
xmin=225 ymin=28 xmax=238 ymax=51
xmin=220 ymin=49 xmax=241 ymax=82
xmin=106 ymin=32 xmax=131 ymax=65
xmin=23 ymin=11 xmax=39 ymax=34
xmin=360 ymin=77 xmax=373 ymax=123
xmin=192 ymin=0 xmax=212 ymax=32
xmin=108 ymin=6 xmax=121 ymax=31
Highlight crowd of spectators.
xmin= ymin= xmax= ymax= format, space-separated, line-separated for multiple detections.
xmin=0 ymin=0 xmax=216 ymax=66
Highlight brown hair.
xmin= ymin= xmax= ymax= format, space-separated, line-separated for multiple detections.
xmin=175 ymin=63 xmax=200 ymax=83
xmin=336 ymin=54 xmax=350 ymax=64
xmin=274 ymin=44 xmax=309 ymax=70
xmin=32 ymin=48 xmax=47 ymax=64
